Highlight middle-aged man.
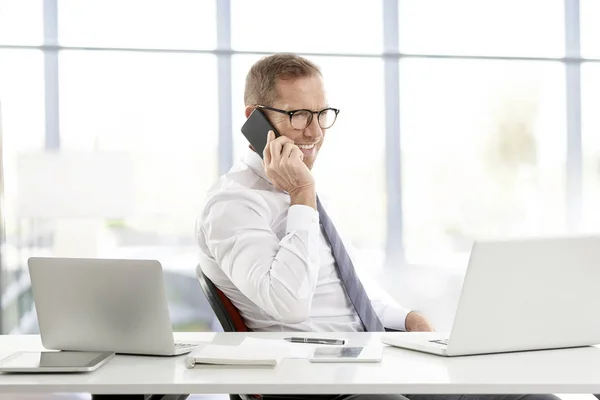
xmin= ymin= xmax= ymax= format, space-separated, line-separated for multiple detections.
xmin=196 ymin=52 xmax=561 ymax=400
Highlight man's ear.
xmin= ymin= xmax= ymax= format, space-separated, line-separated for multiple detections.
xmin=245 ymin=105 xmax=254 ymax=119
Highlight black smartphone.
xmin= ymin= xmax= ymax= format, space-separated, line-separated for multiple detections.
xmin=241 ymin=108 xmax=281 ymax=159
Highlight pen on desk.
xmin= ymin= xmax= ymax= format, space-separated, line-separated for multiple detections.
xmin=284 ymin=337 xmax=345 ymax=345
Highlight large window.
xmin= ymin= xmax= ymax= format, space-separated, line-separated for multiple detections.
xmin=0 ymin=0 xmax=597 ymax=332
xmin=0 ymin=49 xmax=45 ymax=332
xmin=57 ymin=0 xmax=217 ymax=49
xmin=582 ymin=64 xmax=600 ymax=231
xmin=0 ymin=1 xmax=220 ymax=333
xmin=400 ymin=59 xmax=566 ymax=264
xmin=59 ymin=50 xmax=218 ymax=267
xmin=230 ymin=0 xmax=382 ymax=54
xmin=0 ymin=0 xmax=43 ymax=45
xmin=398 ymin=0 xmax=564 ymax=57
xmin=581 ymin=0 xmax=600 ymax=58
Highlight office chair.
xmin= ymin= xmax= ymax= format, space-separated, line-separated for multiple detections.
xmin=197 ymin=268 xmax=249 ymax=332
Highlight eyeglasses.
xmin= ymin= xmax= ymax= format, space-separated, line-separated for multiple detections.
xmin=255 ymin=105 xmax=340 ymax=130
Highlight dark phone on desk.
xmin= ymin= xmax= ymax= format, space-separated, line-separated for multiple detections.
xmin=241 ymin=108 xmax=281 ymax=159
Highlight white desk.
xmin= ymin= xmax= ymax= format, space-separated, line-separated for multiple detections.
xmin=1 ymin=332 xmax=600 ymax=395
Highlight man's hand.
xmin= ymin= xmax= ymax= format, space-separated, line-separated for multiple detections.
xmin=405 ymin=311 xmax=435 ymax=332
xmin=264 ymin=130 xmax=316 ymax=209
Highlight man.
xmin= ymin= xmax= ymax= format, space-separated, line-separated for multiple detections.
xmin=196 ymin=53 xmax=558 ymax=400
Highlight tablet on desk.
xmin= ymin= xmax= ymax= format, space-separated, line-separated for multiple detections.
xmin=0 ymin=351 xmax=115 ymax=373
xmin=309 ymin=346 xmax=383 ymax=363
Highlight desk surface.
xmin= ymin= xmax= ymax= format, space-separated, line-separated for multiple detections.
xmin=1 ymin=332 xmax=600 ymax=395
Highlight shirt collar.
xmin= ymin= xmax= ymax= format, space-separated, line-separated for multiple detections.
xmin=244 ymin=148 xmax=271 ymax=184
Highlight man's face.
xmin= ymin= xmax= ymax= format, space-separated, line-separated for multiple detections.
xmin=256 ymin=75 xmax=328 ymax=170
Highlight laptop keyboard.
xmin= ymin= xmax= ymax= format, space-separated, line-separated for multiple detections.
xmin=429 ymin=338 xmax=449 ymax=346
xmin=175 ymin=342 xmax=197 ymax=349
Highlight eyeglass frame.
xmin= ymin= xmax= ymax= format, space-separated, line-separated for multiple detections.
xmin=255 ymin=104 xmax=340 ymax=130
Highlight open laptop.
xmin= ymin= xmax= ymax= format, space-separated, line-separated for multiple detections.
xmin=382 ymin=235 xmax=600 ymax=357
xmin=28 ymin=257 xmax=199 ymax=356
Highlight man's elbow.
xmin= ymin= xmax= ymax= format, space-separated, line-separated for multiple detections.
xmin=273 ymin=299 xmax=312 ymax=324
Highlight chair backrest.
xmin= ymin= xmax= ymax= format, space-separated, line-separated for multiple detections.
xmin=197 ymin=267 xmax=249 ymax=332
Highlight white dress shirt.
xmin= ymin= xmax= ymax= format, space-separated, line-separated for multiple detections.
xmin=196 ymin=149 xmax=411 ymax=332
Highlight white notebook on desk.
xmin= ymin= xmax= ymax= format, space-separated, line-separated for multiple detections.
xmin=184 ymin=342 xmax=286 ymax=368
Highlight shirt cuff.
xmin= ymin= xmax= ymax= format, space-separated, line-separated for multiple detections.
xmin=286 ymin=204 xmax=320 ymax=233
xmin=380 ymin=304 xmax=412 ymax=332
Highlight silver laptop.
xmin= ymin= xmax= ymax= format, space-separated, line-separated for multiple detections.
xmin=28 ymin=257 xmax=198 ymax=356
xmin=382 ymin=235 xmax=600 ymax=357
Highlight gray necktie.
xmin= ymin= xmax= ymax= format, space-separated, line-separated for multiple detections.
xmin=317 ymin=196 xmax=385 ymax=332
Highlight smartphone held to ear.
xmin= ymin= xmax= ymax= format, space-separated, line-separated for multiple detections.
xmin=241 ymin=108 xmax=280 ymax=159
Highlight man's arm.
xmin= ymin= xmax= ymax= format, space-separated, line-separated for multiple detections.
xmin=368 ymin=288 xmax=412 ymax=331
xmin=369 ymin=288 xmax=434 ymax=332
xmin=201 ymin=131 xmax=321 ymax=324
xmin=201 ymin=190 xmax=320 ymax=324
xmin=405 ymin=310 xmax=434 ymax=332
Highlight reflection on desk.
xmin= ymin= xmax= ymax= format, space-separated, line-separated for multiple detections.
xmin=1 ymin=332 xmax=600 ymax=395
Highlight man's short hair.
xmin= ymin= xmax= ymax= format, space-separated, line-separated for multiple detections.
xmin=244 ymin=53 xmax=322 ymax=107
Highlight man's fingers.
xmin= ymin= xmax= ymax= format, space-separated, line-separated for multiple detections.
xmin=290 ymin=146 xmax=304 ymax=161
xmin=269 ymin=134 xmax=293 ymax=164
xmin=269 ymin=136 xmax=282 ymax=165
xmin=263 ymin=144 xmax=271 ymax=164
xmin=265 ymin=130 xmax=275 ymax=145
xmin=263 ymin=131 xmax=274 ymax=164
xmin=281 ymin=143 xmax=296 ymax=160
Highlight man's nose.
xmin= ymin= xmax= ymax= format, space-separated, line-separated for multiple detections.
xmin=304 ymin=114 xmax=323 ymax=139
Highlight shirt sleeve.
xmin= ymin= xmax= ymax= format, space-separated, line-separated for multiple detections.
xmin=369 ymin=290 xmax=411 ymax=331
xmin=200 ymin=191 xmax=321 ymax=324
